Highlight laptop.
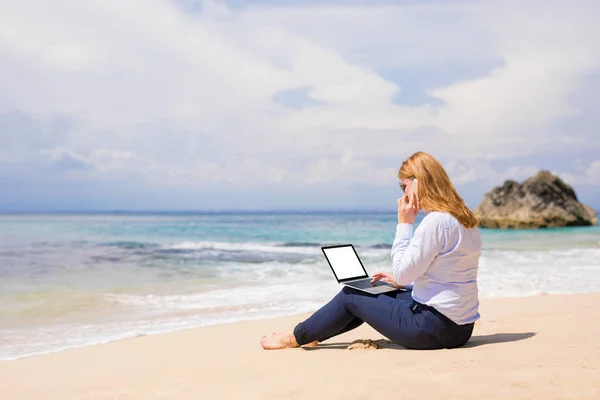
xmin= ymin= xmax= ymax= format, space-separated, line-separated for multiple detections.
xmin=321 ymin=244 xmax=401 ymax=295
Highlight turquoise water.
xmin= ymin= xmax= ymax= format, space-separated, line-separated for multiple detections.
xmin=1 ymin=212 xmax=599 ymax=360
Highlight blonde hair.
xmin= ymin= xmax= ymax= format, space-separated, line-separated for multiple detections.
xmin=398 ymin=151 xmax=478 ymax=229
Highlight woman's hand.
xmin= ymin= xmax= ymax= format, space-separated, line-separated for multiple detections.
xmin=397 ymin=191 xmax=419 ymax=225
xmin=370 ymin=272 xmax=401 ymax=288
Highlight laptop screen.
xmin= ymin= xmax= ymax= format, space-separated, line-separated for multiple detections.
xmin=322 ymin=245 xmax=368 ymax=282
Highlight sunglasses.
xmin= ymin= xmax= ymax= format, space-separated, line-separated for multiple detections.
xmin=398 ymin=178 xmax=415 ymax=192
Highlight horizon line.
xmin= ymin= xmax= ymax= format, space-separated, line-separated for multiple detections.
xmin=1 ymin=207 xmax=599 ymax=215
xmin=0 ymin=208 xmax=399 ymax=214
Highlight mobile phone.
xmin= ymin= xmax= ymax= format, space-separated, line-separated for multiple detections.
xmin=408 ymin=179 xmax=419 ymax=205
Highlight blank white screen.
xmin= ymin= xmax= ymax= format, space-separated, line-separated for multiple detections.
xmin=323 ymin=246 xmax=366 ymax=280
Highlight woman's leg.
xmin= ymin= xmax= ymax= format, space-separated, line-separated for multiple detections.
xmin=261 ymin=288 xmax=380 ymax=349
xmin=315 ymin=317 xmax=364 ymax=343
xmin=303 ymin=289 xmax=414 ymax=344
xmin=293 ymin=286 xmax=425 ymax=346
xmin=261 ymin=286 xmax=438 ymax=349
xmin=298 ymin=289 xmax=413 ymax=344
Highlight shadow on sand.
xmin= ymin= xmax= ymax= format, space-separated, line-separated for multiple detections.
xmin=461 ymin=332 xmax=536 ymax=348
xmin=302 ymin=332 xmax=537 ymax=351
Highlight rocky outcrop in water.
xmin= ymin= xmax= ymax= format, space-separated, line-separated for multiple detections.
xmin=475 ymin=170 xmax=597 ymax=229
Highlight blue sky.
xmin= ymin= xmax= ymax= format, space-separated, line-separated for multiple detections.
xmin=0 ymin=0 xmax=599 ymax=211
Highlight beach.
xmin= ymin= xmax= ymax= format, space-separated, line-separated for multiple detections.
xmin=2 ymin=213 xmax=600 ymax=361
xmin=1 ymin=292 xmax=599 ymax=400
xmin=1 ymin=213 xmax=599 ymax=399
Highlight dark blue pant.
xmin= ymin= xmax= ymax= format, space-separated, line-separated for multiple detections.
xmin=293 ymin=287 xmax=474 ymax=350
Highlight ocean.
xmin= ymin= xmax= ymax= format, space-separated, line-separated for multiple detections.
xmin=1 ymin=211 xmax=599 ymax=361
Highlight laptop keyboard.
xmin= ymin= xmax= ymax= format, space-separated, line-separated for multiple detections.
xmin=346 ymin=279 xmax=390 ymax=289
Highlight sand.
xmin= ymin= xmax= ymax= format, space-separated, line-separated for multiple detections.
xmin=1 ymin=292 xmax=599 ymax=400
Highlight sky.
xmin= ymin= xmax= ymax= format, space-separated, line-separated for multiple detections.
xmin=0 ymin=0 xmax=599 ymax=211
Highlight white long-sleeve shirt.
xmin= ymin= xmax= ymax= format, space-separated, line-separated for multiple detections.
xmin=392 ymin=211 xmax=481 ymax=325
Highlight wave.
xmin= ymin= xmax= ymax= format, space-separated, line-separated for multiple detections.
xmin=106 ymin=281 xmax=336 ymax=310
xmin=167 ymin=241 xmax=319 ymax=255
xmin=0 ymin=281 xmax=339 ymax=361
xmin=278 ymin=242 xmax=392 ymax=249
xmin=89 ymin=240 xmax=395 ymax=266
xmin=0 ymin=296 xmax=331 ymax=362
xmin=102 ymin=239 xmax=394 ymax=254
xmin=368 ymin=243 xmax=392 ymax=249
xmin=103 ymin=241 xmax=160 ymax=250
xmin=278 ymin=242 xmax=322 ymax=247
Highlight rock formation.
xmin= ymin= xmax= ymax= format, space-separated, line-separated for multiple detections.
xmin=475 ymin=170 xmax=597 ymax=229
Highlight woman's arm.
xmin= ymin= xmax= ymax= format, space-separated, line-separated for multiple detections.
xmin=392 ymin=215 xmax=444 ymax=286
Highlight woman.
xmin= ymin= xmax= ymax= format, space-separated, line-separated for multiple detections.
xmin=260 ymin=151 xmax=481 ymax=350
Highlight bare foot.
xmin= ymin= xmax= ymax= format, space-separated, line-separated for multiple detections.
xmin=303 ymin=340 xmax=319 ymax=348
xmin=260 ymin=331 xmax=300 ymax=350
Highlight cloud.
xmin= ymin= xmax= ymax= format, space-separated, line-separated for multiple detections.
xmin=561 ymin=159 xmax=600 ymax=186
xmin=0 ymin=0 xmax=599 ymax=209
xmin=42 ymin=147 xmax=93 ymax=171
xmin=272 ymin=87 xmax=323 ymax=109
xmin=587 ymin=160 xmax=600 ymax=181
xmin=445 ymin=159 xmax=541 ymax=186
xmin=299 ymin=152 xmax=397 ymax=186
